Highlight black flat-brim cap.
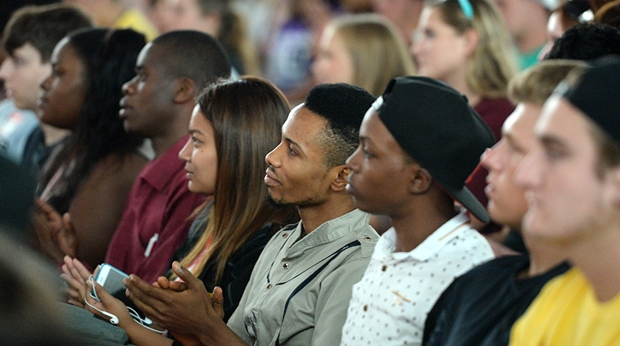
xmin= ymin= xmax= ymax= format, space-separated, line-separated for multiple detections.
xmin=558 ymin=56 xmax=620 ymax=145
xmin=377 ymin=76 xmax=495 ymax=223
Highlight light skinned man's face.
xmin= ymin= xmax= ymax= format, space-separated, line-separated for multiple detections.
xmin=481 ymin=103 xmax=540 ymax=230
xmin=515 ymin=95 xmax=619 ymax=244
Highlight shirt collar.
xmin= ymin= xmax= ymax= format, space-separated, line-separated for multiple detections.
xmin=140 ymin=136 xmax=188 ymax=191
xmin=377 ymin=210 xmax=471 ymax=262
xmin=287 ymin=209 xmax=370 ymax=257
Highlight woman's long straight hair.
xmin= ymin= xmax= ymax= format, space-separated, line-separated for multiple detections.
xmin=177 ymin=76 xmax=294 ymax=281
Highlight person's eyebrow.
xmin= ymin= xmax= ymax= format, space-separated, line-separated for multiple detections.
xmin=188 ymin=129 xmax=204 ymax=136
xmin=539 ymin=133 xmax=569 ymax=151
xmin=284 ymin=136 xmax=305 ymax=155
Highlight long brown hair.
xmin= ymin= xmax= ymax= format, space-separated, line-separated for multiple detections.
xmin=177 ymin=77 xmax=294 ymax=281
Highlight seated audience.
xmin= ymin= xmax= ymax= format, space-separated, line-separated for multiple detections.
xmin=340 ymin=76 xmax=495 ymax=346
xmin=35 ymin=28 xmax=148 ymax=269
xmin=117 ymin=83 xmax=379 ymax=346
xmin=63 ymin=76 xmax=296 ymax=345
xmin=423 ymin=60 xmax=588 ymax=346
xmin=312 ymin=13 xmax=415 ymax=97
xmin=0 ymin=4 xmax=92 ymax=169
xmin=509 ymin=57 xmax=620 ymax=346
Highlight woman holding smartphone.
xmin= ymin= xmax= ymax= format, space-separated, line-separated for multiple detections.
xmin=62 ymin=76 xmax=296 ymax=344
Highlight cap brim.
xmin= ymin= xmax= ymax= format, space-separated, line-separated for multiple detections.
xmin=447 ymin=186 xmax=490 ymax=224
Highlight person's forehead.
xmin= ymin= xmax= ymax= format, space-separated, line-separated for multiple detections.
xmin=13 ymin=43 xmax=42 ymax=59
xmin=419 ymin=6 xmax=435 ymax=22
xmin=320 ymin=24 xmax=339 ymax=44
xmin=359 ymin=107 xmax=380 ymax=135
xmin=364 ymin=108 xmax=407 ymax=156
xmin=536 ymin=96 xmax=589 ymax=141
xmin=51 ymin=37 xmax=72 ymax=61
xmin=189 ymin=103 xmax=202 ymax=120
xmin=137 ymin=42 xmax=157 ymax=65
xmin=282 ymin=106 xmax=328 ymax=152
xmin=547 ymin=12 xmax=563 ymax=35
xmin=420 ymin=7 xmax=451 ymax=29
xmin=137 ymin=42 xmax=172 ymax=75
xmin=504 ymin=103 xmax=541 ymax=140
xmin=283 ymin=106 xmax=327 ymax=134
xmin=189 ymin=104 xmax=210 ymax=130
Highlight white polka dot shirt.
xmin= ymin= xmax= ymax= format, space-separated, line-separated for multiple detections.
xmin=340 ymin=211 xmax=494 ymax=346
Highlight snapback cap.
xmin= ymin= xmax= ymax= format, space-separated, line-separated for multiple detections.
xmin=376 ymin=76 xmax=495 ymax=222
xmin=557 ymin=56 xmax=620 ymax=145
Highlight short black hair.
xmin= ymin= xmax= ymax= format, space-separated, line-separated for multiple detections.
xmin=304 ymin=83 xmax=376 ymax=167
xmin=2 ymin=3 xmax=92 ymax=62
xmin=151 ymin=30 xmax=232 ymax=90
xmin=545 ymin=23 xmax=620 ymax=61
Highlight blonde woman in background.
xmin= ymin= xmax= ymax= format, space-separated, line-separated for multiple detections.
xmin=412 ymin=0 xmax=518 ymax=231
xmin=312 ymin=14 xmax=416 ymax=96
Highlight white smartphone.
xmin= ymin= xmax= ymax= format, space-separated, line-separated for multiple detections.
xmin=90 ymin=264 xmax=152 ymax=325
xmin=92 ymin=263 xmax=129 ymax=300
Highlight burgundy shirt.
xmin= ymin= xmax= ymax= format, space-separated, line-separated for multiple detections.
xmin=468 ymin=98 xmax=515 ymax=230
xmin=104 ymin=137 xmax=205 ymax=283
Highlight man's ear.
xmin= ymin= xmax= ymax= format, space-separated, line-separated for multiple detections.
xmin=173 ymin=77 xmax=197 ymax=104
xmin=331 ymin=165 xmax=351 ymax=192
xmin=408 ymin=165 xmax=433 ymax=194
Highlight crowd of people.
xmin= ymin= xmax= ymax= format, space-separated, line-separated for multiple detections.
xmin=2 ymin=0 xmax=620 ymax=345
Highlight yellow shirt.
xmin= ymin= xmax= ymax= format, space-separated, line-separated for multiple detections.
xmin=509 ymin=267 xmax=620 ymax=346
xmin=114 ymin=8 xmax=158 ymax=41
